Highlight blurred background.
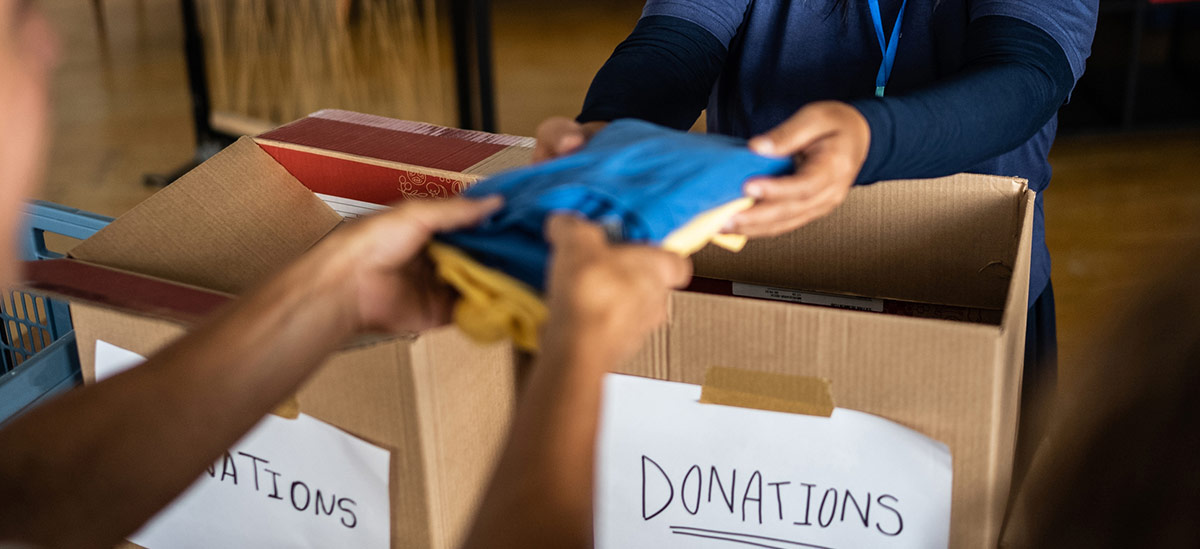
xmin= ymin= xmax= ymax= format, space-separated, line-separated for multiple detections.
xmin=34 ymin=0 xmax=1200 ymax=394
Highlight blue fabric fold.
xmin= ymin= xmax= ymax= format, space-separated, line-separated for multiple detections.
xmin=436 ymin=119 xmax=794 ymax=291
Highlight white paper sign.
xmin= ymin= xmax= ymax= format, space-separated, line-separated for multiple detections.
xmin=596 ymin=374 xmax=952 ymax=549
xmin=94 ymin=341 xmax=392 ymax=549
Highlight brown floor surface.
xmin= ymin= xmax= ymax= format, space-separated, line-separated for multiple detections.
xmin=37 ymin=0 xmax=191 ymax=217
xmin=34 ymin=0 xmax=1200 ymax=393
xmin=1046 ymin=130 xmax=1200 ymax=384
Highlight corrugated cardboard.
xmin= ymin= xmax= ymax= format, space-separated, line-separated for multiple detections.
xmin=71 ymin=139 xmax=343 ymax=295
xmin=29 ymin=137 xmax=518 ymax=549
xmin=621 ymin=174 xmax=1034 ymax=549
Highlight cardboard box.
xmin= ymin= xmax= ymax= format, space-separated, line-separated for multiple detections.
xmin=26 ymin=108 xmax=1029 ymax=547
xmin=620 ymin=174 xmax=1034 ymax=549
xmin=253 ymin=113 xmax=1032 ymax=547
xmin=24 ymin=137 xmax=519 ymax=549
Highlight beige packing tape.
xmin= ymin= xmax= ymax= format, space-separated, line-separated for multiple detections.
xmin=700 ymin=366 xmax=835 ymax=418
xmin=271 ymin=396 xmax=300 ymax=419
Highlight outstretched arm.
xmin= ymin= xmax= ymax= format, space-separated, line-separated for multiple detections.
xmin=0 ymin=197 xmax=501 ymax=549
xmin=462 ymin=215 xmax=691 ymax=549
xmin=537 ymin=1 xmax=749 ymax=162
xmin=732 ymin=14 xmax=1093 ymax=237
xmin=577 ymin=15 xmax=727 ymax=131
xmin=848 ymin=15 xmax=1077 ymax=183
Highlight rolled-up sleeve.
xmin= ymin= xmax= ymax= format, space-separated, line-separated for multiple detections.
xmin=641 ymin=0 xmax=753 ymax=46
xmin=970 ymin=0 xmax=1099 ymax=85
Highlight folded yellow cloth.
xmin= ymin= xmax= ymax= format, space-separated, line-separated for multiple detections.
xmin=430 ymin=197 xmax=755 ymax=351
xmin=428 ymin=242 xmax=549 ymax=350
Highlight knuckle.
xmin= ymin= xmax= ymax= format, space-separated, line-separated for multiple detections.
xmin=536 ymin=116 xmax=565 ymax=132
xmin=757 ymin=182 xmax=781 ymax=200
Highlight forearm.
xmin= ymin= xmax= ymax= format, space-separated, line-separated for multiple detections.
xmin=578 ymin=15 xmax=726 ymax=130
xmin=0 ymin=236 xmax=360 ymax=548
xmin=850 ymin=16 xmax=1074 ymax=183
xmin=461 ymin=215 xmax=687 ymax=548
xmin=463 ymin=329 xmax=616 ymax=549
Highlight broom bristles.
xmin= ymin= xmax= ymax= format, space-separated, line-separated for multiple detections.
xmin=197 ymin=0 xmax=451 ymax=127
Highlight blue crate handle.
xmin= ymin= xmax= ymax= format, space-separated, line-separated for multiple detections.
xmin=1 ymin=201 xmax=114 ymax=425
xmin=20 ymin=200 xmax=114 ymax=261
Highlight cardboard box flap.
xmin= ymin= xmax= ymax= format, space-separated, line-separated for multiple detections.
xmin=1001 ymin=188 xmax=1037 ymax=330
xmin=693 ymin=174 xmax=1028 ymax=310
xmin=21 ymin=258 xmax=232 ymax=325
xmin=69 ymin=137 xmax=343 ymax=294
xmin=21 ymin=258 xmax=419 ymax=355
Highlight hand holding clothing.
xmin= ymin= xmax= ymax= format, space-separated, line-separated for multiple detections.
xmin=732 ymin=101 xmax=871 ymax=237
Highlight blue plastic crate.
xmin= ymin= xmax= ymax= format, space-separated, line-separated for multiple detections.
xmin=0 ymin=201 xmax=112 ymax=423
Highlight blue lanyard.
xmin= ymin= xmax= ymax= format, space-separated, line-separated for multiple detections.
xmin=868 ymin=0 xmax=907 ymax=97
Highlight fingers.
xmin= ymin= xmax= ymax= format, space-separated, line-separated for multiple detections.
xmin=357 ymin=196 xmax=501 ymax=269
xmin=731 ymin=182 xmax=849 ymax=238
xmin=534 ymin=117 xmax=587 ymax=162
xmin=546 ymin=215 xmax=691 ymax=292
xmin=621 ymin=247 xmax=693 ymax=289
xmin=744 ymin=173 xmax=818 ymax=202
xmin=743 ymin=143 xmax=840 ymax=201
xmin=748 ymin=102 xmax=839 ymax=157
xmin=546 ymin=214 xmax=607 ymax=252
xmin=729 ymin=201 xmax=804 ymax=238
xmin=395 ymin=195 xmax=504 ymax=234
xmin=737 ymin=116 xmax=864 ymax=237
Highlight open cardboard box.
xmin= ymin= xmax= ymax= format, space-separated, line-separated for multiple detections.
xmin=23 ymin=109 xmax=1031 ymax=548
xmin=23 ymin=137 xmax=519 ymax=549
xmin=619 ymin=173 xmax=1034 ymax=549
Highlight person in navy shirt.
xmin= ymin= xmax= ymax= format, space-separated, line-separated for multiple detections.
xmin=535 ymin=0 xmax=1098 ymax=459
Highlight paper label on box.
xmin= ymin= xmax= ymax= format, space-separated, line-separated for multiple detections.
xmin=596 ymin=374 xmax=952 ymax=549
xmin=95 ymin=341 xmax=391 ymax=549
xmin=731 ymin=282 xmax=885 ymax=312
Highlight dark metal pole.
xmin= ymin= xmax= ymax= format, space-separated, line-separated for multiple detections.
xmin=450 ymin=0 xmax=497 ymax=131
xmin=145 ymin=0 xmax=233 ymax=186
xmin=474 ymin=0 xmax=497 ymax=132
xmin=181 ymin=0 xmax=214 ymax=151
xmin=451 ymin=0 xmax=477 ymax=129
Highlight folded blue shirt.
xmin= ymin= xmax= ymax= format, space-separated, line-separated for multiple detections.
xmin=436 ymin=119 xmax=794 ymax=291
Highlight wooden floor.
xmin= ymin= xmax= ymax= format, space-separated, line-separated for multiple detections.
xmin=35 ymin=0 xmax=1200 ymax=392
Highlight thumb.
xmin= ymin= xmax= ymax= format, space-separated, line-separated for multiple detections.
xmin=364 ymin=196 xmax=503 ymax=266
xmin=376 ymin=196 xmax=502 ymax=247
xmin=534 ymin=117 xmax=586 ymax=162
xmin=402 ymin=195 xmax=504 ymax=234
xmin=748 ymin=103 xmax=836 ymax=157
xmin=546 ymin=214 xmax=606 ymax=252
xmin=624 ymin=247 xmax=693 ymax=289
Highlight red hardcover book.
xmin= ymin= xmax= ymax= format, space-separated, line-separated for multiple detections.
xmin=255 ymin=110 xmax=535 ymax=217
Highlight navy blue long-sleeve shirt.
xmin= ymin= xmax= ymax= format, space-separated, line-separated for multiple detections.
xmin=578 ymin=0 xmax=1099 ymax=305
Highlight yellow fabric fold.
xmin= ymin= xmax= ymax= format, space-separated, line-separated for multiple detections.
xmin=427 ymin=242 xmax=548 ymax=351
xmin=429 ymin=197 xmax=754 ymax=351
